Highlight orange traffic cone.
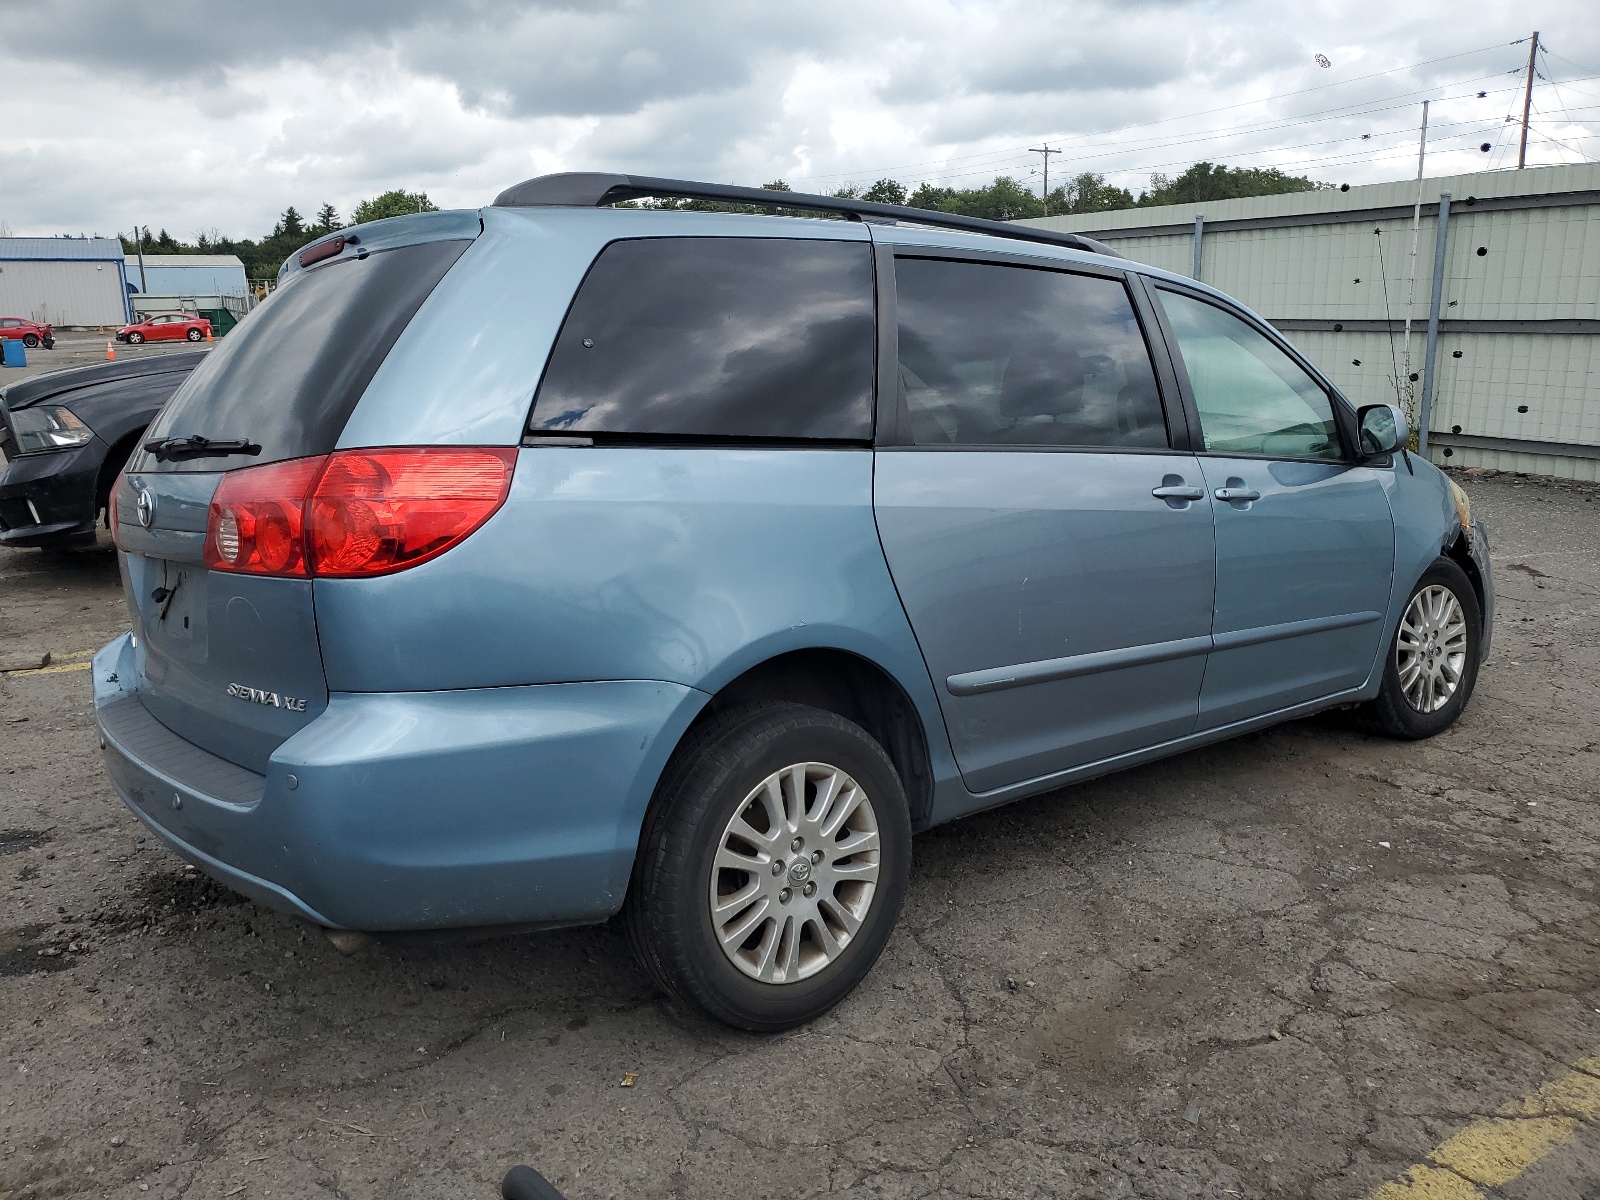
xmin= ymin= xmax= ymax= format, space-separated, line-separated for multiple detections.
xmin=205 ymin=326 xmax=213 ymax=341
xmin=106 ymin=340 xmax=116 ymax=361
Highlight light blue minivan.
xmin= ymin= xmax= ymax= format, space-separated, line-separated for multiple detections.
xmin=95 ymin=174 xmax=1493 ymax=1029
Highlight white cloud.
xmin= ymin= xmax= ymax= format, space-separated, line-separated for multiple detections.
xmin=1 ymin=0 xmax=1596 ymax=237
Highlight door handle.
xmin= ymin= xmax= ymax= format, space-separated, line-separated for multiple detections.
xmin=1151 ymin=485 xmax=1205 ymax=500
xmin=1214 ymin=486 xmax=1261 ymax=502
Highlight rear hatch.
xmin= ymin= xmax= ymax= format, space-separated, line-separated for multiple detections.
xmin=114 ymin=235 xmax=471 ymax=773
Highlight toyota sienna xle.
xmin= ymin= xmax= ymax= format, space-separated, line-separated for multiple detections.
xmin=95 ymin=174 xmax=1493 ymax=1030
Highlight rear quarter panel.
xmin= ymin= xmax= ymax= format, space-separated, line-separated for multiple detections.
xmin=313 ymin=445 xmax=959 ymax=788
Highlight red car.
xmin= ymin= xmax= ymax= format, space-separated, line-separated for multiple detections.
xmin=116 ymin=313 xmax=211 ymax=344
xmin=0 ymin=317 xmax=55 ymax=349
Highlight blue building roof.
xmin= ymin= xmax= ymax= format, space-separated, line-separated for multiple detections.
xmin=0 ymin=236 xmax=126 ymax=262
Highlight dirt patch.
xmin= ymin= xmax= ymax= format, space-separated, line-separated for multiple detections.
xmin=0 ymin=922 xmax=77 ymax=976
xmin=0 ymin=827 xmax=52 ymax=855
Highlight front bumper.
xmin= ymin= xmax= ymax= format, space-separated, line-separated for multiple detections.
xmin=0 ymin=436 xmax=105 ymax=546
xmin=1467 ymin=518 xmax=1494 ymax=662
xmin=92 ymin=633 xmax=705 ymax=931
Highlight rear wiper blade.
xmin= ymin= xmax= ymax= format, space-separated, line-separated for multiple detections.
xmin=142 ymin=434 xmax=261 ymax=462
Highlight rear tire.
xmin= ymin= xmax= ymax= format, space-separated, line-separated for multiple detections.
xmin=625 ymin=702 xmax=912 ymax=1031
xmin=1353 ymin=556 xmax=1481 ymax=739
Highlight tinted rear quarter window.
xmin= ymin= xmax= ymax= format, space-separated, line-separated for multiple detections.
xmin=893 ymin=257 xmax=1167 ymax=448
xmin=134 ymin=239 xmax=470 ymax=471
xmin=528 ymin=237 xmax=875 ymax=441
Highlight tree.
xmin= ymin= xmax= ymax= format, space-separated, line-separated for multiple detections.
xmin=270 ymin=207 xmax=306 ymax=240
xmin=351 ymin=190 xmax=439 ymax=224
xmin=1138 ymin=162 xmax=1320 ymax=206
xmin=312 ymin=203 xmax=341 ymax=235
xmin=1055 ymin=172 xmax=1135 ymax=215
xmin=906 ymin=175 xmax=1043 ymax=220
xmin=861 ymin=178 xmax=907 ymax=205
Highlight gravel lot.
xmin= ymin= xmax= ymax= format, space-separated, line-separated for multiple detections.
xmin=3 ymin=469 xmax=1599 ymax=1200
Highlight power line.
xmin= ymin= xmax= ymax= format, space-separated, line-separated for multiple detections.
xmin=1541 ymin=45 xmax=1600 ymax=78
xmin=792 ymin=39 xmax=1519 ymax=185
xmin=797 ymin=57 xmax=1600 ymax=198
xmin=827 ymin=101 xmax=1526 ymax=195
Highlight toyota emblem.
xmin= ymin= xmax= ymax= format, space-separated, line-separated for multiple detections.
xmin=135 ymin=486 xmax=155 ymax=529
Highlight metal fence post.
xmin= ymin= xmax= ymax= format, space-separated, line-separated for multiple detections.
xmin=1192 ymin=214 xmax=1204 ymax=280
xmin=1418 ymin=192 xmax=1451 ymax=455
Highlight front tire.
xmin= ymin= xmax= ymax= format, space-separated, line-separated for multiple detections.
xmin=1355 ymin=556 xmax=1482 ymax=738
xmin=625 ymin=702 xmax=912 ymax=1031
xmin=128 ymin=331 xmax=144 ymax=344
xmin=22 ymin=333 xmax=39 ymax=348
xmin=187 ymin=328 xmax=203 ymax=341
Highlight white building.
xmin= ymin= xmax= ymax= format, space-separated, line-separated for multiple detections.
xmin=124 ymin=254 xmax=249 ymax=298
xmin=0 ymin=237 xmax=131 ymax=327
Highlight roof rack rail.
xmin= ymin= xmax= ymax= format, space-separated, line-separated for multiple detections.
xmin=492 ymin=172 xmax=1123 ymax=259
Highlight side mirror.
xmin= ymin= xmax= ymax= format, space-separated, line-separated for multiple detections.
xmin=1357 ymin=403 xmax=1408 ymax=457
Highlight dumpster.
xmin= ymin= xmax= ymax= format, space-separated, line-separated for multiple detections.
xmin=197 ymin=307 xmax=239 ymax=336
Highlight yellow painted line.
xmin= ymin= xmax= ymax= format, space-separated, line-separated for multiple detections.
xmin=1372 ymin=1164 xmax=1483 ymax=1200
xmin=4 ymin=660 xmax=91 ymax=677
xmin=1 ymin=648 xmax=100 ymax=676
xmin=1372 ymin=1057 xmax=1600 ymax=1198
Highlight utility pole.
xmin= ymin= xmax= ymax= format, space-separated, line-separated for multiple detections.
xmin=133 ymin=223 xmax=147 ymax=294
xmin=1030 ymin=145 xmax=1060 ymax=216
xmin=1518 ymin=31 xmax=1539 ymax=169
xmin=1400 ymin=100 xmax=1430 ymax=417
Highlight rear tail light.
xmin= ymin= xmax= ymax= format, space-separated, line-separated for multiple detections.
xmin=203 ymin=448 xmax=516 ymax=578
xmin=308 ymin=448 xmax=517 ymax=576
xmin=204 ymin=457 xmax=324 ymax=575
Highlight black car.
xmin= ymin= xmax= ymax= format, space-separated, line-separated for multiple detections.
xmin=0 ymin=351 xmax=204 ymax=549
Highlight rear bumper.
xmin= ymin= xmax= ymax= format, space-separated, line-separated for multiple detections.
xmin=0 ymin=437 xmax=104 ymax=546
xmin=93 ymin=633 xmax=705 ymax=931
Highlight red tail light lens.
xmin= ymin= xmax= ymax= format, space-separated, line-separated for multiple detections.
xmin=204 ymin=457 xmax=325 ymax=576
xmin=308 ymin=447 xmax=517 ymax=577
xmin=202 ymin=448 xmax=516 ymax=579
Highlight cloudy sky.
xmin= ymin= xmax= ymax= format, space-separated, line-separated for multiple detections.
xmin=3 ymin=1 xmax=1598 ymax=240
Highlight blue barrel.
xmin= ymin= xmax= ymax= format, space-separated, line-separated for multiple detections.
xmin=1 ymin=339 xmax=25 ymax=368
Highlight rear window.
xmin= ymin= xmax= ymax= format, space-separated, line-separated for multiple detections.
xmin=527 ymin=237 xmax=875 ymax=441
xmin=135 ymin=240 xmax=470 ymax=470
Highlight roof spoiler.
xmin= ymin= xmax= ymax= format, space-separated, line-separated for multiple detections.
xmin=492 ymin=172 xmax=1123 ymax=259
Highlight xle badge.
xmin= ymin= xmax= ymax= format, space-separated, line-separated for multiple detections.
xmin=226 ymin=683 xmax=308 ymax=712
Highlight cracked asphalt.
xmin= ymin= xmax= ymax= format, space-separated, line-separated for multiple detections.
xmin=3 ymin=468 xmax=1599 ymax=1200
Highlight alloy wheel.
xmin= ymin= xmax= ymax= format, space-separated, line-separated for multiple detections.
xmin=708 ymin=761 xmax=881 ymax=984
xmin=1397 ymin=584 xmax=1468 ymax=713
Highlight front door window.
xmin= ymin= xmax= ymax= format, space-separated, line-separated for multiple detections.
xmin=1159 ymin=289 xmax=1342 ymax=461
